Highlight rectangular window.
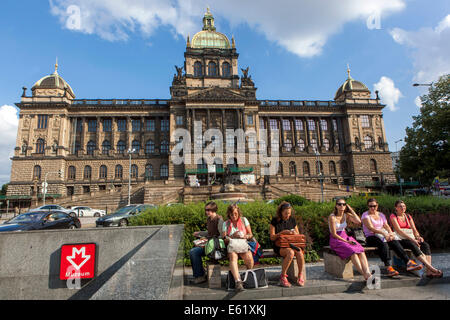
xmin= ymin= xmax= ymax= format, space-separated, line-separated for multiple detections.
xmin=103 ymin=119 xmax=112 ymax=132
xmin=282 ymin=119 xmax=291 ymax=131
xmin=176 ymin=115 xmax=184 ymax=126
xmin=161 ymin=119 xmax=169 ymax=132
xmin=295 ymin=119 xmax=303 ymax=131
xmin=146 ymin=119 xmax=155 ymax=131
xmin=247 ymin=115 xmax=254 ymax=125
xmin=76 ymin=119 xmax=83 ymax=132
xmin=307 ymin=119 xmax=316 ymax=131
xmin=269 ymin=119 xmax=278 ymax=130
xmin=320 ymin=119 xmax=328 ymax=131
xmin=361 ymin=115 xmax=370 ymax=128
xmin=37 ymin=115 xmax=48 ymax=129
xmin=332 ymin=119 xmax=338 ymax=131
xmin=88 ymin=119 xmax=97 ymax=132
xmin=117 ymin=119 xmax=126 ymax=132
xmin=259 ymin=118 xmax=265 ymax=129
xmin=132 ymin=119 xmax=141 ymax=132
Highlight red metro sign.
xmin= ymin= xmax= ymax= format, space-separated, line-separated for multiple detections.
xmin=60 ymin=243 xmax=96 ymax=280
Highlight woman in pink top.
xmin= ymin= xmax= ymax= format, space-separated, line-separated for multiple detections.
xmin=362 ymin=198 xmax=422 ymax=277
xmin=390 ymin=200 xmax=443 ymax=278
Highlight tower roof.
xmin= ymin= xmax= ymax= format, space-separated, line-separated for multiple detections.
xmin=191 ymin=8 xmax=231 ymax=49
xmin=31 ymin=60 xmax=75 ymax=98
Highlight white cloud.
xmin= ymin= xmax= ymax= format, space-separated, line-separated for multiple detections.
xmin=373 ymin=76 xmax=403 ymax=111
xmin=0 ymin=105 xmax=19 ymax=186
xmin=414 ymin=96 xmax=422 ymax=108
xmin=49 ymin=0 xmax=405 ymax=57
xmin=390 ymin=14 xmax=450 ymax=83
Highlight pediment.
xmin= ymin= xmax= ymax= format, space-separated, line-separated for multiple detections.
xmin=186 ymin=87 xmax=246 ymax=102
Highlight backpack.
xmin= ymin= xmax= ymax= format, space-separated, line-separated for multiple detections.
xmin=226 ymin=269 xmax=268 ymax=290
xmin=248 ymin=241 xmax=263 ymax=263
xmin=204 ymin=237 xmax=227 ymax=260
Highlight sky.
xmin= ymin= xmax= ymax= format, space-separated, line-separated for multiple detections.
xmin=0 ymin=0 xmax=449 ymax=186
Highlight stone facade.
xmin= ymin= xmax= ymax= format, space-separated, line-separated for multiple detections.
xmin=7 ymin=9 xmax=395 ymax=205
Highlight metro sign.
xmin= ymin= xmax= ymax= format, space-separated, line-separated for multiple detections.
xmin=60 ymin=243 xmax=96 ymax=280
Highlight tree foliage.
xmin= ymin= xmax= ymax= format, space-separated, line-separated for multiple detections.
xmin=399 ymin=74 xmax=450 ymax=185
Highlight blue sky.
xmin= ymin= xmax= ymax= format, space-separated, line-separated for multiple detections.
xmin=0 ymin=0 xmax=449 ymax=185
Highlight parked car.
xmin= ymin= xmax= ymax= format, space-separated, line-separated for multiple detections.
xmin=28 ymin=205 xmax=76 ymax=217
xmin=0 ymin=210 xmax=81 ymax=232
xmin=68 ymin=206 xmax=105 ymax=217
xmin=95 ymin=204 xmax=156 ymax=227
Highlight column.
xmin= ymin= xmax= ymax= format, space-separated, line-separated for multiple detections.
xmin=305 ymin=117 xmax=311 ymax=147
xmin=318 ymin=117 xmax=323 ymax=148
xmin=291 ymin=117 xmax=296 ymax=150
xmin=279 ymin=117 xmax=285 ymax=152
xmin=96 ymin=116 xmax=101 ymax=152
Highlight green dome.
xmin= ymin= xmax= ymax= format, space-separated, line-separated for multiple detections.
xmin=191 ymin=8 xmax=231 ymax=49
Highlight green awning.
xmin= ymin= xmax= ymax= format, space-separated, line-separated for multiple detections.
xmin=0 ymin=195 xmax=32 ymax=200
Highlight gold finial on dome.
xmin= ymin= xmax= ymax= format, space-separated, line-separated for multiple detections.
xmin=347 ymin=63 xmax=352 ymax=80
xmin=232 ymin=35 xmax=235 ymax=48
xmin=187 ymin=34 xmax=191 ymax=47
xmin=54 ymin=57 xmax=59 ymax=75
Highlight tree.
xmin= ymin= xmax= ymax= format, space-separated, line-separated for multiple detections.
xmin=0 ymin=184 xmax=7 ymax=196
xmin=399 ymin=74 xmax=450 ymax=185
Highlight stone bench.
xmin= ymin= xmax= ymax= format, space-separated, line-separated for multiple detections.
xmin=261 ymin=248 xmax=307 ymax=284
xmin=323 ymin=246 xmax=377 ymax=279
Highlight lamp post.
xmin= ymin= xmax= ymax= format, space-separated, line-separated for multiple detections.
xmin=395 ymin=139 xmax=403 ymax=195
xmin=128 ymin=148 xmax=136 ymax=206
xmin=412 ymin=83 xmax=432 ymax=87
xmin=314 ymin=147 xmax=324 ymax=203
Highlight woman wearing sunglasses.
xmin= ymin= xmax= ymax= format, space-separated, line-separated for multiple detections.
xmin=328 ymin=199 xmax=371 ymax=280
xmin=269 ymin=201 xmax=306 ymax=287
xmin=362 ymin=198 xmax=422 ymax=276
xmin=390 ymin=200 xmax=443 ymax=278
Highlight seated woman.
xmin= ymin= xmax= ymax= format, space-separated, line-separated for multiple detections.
xmin=390 ymin=200 xmax=443 ymax=278
xmin=269 ymin=202 xmax=306 ymax=287
xmin=362 ymin=198 xmax=422 ymax=277
xmin=222 ymin=204 xmax=254 ymax=292
xmin=328 ymin=199 xmax=371 ymax=280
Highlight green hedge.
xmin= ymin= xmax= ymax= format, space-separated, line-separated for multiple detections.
xmin=130 ymin=195 xmax=450 ymax=265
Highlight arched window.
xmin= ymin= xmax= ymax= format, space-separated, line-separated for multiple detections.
xmin=160 ymin=164 xmax=169 ymax=178
xmin=222 ymin=62 xmax=231 ymax=77
xmin=289 ymin=161 xmax=297 ymax=176
xmin=194 ymin=61 xmax=202 ymax=77
xmin=297 ymin=139 xmax=305 ymax=151
xmin=370 ymin=159 xmax=378 ymax=173
xmin=329 ymin=161 xmax=337 ymax=175
xmin=214 ymin=158 xmax=223 ymax=171
xmin=132 ymin=140 xmax=140 ymax=153
xmin=68 ymin=166 xmax=76 ymax=180
xmin=303 ymin=161 xmax=310 ymax=176
xmin=208 ymin=61 xmax=217 ymax=76
xmin=355 ymin=137 xmax=360 ymax=147
xmin=160 ymin=140 xmax=169 ymax=154
xmin=197 ymin=158 xmax=207 ymax=170
xmin=84 ymin=166 xmax=92 ymax=180
xmin=33 ymin=165 xmax=41 ymax=180
xmin=378 ymin=137 xmax=384 ymax=148
xmin=131 ymin=164 xmax=138 ymax=179
xmin=36 ymin=138 xmax=45 ymax=154
xmin=115 ymin=165 xmax=123 ymax=179
xmin=364 ymin=136 xmax=373 ymax=149
xmin=87 ymin=140 xmax=96 ymax=155
xmin=341 ymin=160 xmax=349 ymax=175
xmin=117 ymin=140 xmax=126 ymax=154
xmin=145 ymin=164 xmax=153 ymax=180
xmin=227 ymin=158 xmax=238 ymax=169
xmin=145 ymin=140 xmax=155 ymax=154
xmin=99 ymin=165 xmax=108 ymax=179
xmin=102 ymin=140 xmax=111 ymax=155
xmin=316 ymin=161 xmax=324 ymax=175
xmin=323 ymin=138 xmax=330 ymax=151
xmin=277 ymin=162 xmax=283 ymax=176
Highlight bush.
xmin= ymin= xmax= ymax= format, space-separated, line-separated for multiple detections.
xmin=274 ymin=194 xmax=309 ymax=207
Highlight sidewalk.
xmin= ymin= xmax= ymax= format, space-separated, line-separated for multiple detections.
xmin=183 ymin=253 xmax=450 ymax=300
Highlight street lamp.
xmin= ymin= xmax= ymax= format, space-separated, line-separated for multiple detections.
xmin=314 ymin=147 xmax=324 ymax=203
xmin=412 ymin=83 xmax=432 ymax=87
xmin=394 ymin=139 xmax=403 ymax=196
xmin=128 ymin=148 xmax=136 ymax=206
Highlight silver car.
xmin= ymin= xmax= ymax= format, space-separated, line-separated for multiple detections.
xmin=69 ymin=206 xmax=105 ymax=217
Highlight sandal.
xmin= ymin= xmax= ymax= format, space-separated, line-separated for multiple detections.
xmin=407 ymin=260 xmax=423 ymax=272
xmin=296 ymin=273 xmax=305 ymax=287
xmin=387 ymin=266 xmax=399 ymax=277
xmin=280 ymin=274 xmax=291 ymax=288
xmin=427 ymin=269 xmax=443 ymax=278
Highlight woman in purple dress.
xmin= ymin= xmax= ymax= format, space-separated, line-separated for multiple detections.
xmin=328 ymin=198 xmax=371 ymax=280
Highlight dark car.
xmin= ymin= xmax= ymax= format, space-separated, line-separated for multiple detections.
xmin=0 ymin=211 xmax=81 ymax=232
xmin=95 ymin=204 xmax=156 ymax=227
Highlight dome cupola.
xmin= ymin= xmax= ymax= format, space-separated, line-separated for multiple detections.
xmin=31 ymin=59 xmax=75 ymax=99
xmin=334 ymin=66 xmax=370 ymax=101
xmin=191 ymin=8 xmax=231 ymax=49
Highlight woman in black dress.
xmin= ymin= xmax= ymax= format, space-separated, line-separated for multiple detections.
xmin=269 ymin=202 xmax=305 ymax=287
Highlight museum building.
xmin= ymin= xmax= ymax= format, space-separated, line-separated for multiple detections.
xmin=7 ymin=9 xmax=395 ymax=202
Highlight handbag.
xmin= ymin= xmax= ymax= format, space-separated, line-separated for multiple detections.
xmin=248 ymin=240 xmax=263 ymax=263
xmin=204 ymin=237 xmax=227 ymax=260
xmin=395 ymin=215 xmax=415 ymax=240
xmin=275 ymin=234 xmax=306 ymax=249
xmin=227 ymin=238 xmax=249 ymax=253
xmin=346 ymin=227 xmax=367 ymax=246
xmin=226 ymin=269 xmax=268 ymax=290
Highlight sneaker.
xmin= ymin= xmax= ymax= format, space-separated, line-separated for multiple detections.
xmin=193 ymin=275 xmax=207 ymax=284
xmin=386 ymin=266 xmax=399 ymax=277
xmin=280 ymin=274 xmax=291 ymax=287
xmin=235 ymin=280 xmax=245 ymax=292
xmin=407 ymin=260 xmax=423 ymax=272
